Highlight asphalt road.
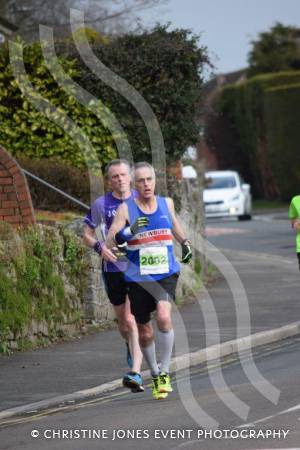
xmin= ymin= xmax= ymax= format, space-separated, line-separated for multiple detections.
xmin=206 ymin=212 xmax=294 ymax=258
xmin=1 ymin=337 xmax=300 ymax=450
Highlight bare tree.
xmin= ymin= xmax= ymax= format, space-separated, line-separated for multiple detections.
xmin=0 ymin=0 xmax=168 ymax=40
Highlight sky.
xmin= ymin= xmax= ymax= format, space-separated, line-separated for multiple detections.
xmin=141 ymin=0 xmax=300 ymax=74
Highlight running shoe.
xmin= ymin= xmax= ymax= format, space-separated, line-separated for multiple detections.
xmin=159 ymin=372 xmax=173 ymax=393
xmin=152 ymin=376 xmax=168 ymax=400
xmin=126 ymin=342 xmax=133 ymax=368
xmin=123 ymin=372 xmax=144 ymax=392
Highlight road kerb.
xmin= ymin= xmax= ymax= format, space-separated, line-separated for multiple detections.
xmin=171 ymin=321 xmax=300 ymax=371
xmin=1 ymin=321 xmax=300 ymax=421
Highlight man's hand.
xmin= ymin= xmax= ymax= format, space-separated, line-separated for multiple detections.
xmin=115 ymin=217 xmax=149 ymax=244
xmin=181 ymin=240 xmax=192 ymax=264
xmin=130 ymin=217 xmax=149 ymax=235
xmin=112 ymin=243 xmax=128 ymax=261
xmin=292 ymin=219 xmax=300 ymax=231
xmin=101 ymin=243 xmax=118 ymax=262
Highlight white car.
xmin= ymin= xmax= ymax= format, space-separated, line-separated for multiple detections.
xmin=203 ymin=170 xmax=252 ymax=220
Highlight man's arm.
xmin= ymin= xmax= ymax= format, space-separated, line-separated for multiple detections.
xmin=166 ymin=197 xmax=188 ymax=243
xmin=166 ymin=197 xmax=192 ymax=264
xmin=105 ymin=202 xmax=129 ymax=248
xmin=289 ymin=200 xmax=300 ymax=231
xmin=83 ymin=224 xmax=117 ymax=262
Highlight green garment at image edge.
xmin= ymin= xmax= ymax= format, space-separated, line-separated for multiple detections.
xmin=289 ymin=195 xmax=300 ymax=252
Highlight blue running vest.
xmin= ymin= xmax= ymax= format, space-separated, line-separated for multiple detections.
xmin=125 ymin=196 xmax=180 ymax=282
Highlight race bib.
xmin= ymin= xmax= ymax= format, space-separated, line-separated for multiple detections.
xmin=139 ymin=246 xmax=169 ymax=275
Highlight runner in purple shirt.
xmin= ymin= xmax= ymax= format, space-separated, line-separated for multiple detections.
xmin=83 ymin=160 xmax=144 ymax=392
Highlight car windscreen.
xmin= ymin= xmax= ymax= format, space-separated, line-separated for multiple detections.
xmin=205 ymin=176 xmax=237 ymax=189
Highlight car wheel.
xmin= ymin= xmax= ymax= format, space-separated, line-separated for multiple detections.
xmin=238 ymin=214 xmax=252 ymax=221
xmin=238 ymin=199 xmax=252 ymax=221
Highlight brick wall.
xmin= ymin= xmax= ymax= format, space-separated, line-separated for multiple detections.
xmin=0 ymin=145 xmax=35 ymax=226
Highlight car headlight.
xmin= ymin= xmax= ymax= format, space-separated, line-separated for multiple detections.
xmin=230 ymin=194 xmax=240 ymax=201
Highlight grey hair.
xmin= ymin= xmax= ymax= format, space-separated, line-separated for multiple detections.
xmin=133 ymin=162 xmax=156 ymax=181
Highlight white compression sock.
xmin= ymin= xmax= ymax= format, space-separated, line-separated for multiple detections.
xmin=157 ymin=328 xmax=174 ymax=374
xmin=141 ymin=341 xmax=159 ymax=377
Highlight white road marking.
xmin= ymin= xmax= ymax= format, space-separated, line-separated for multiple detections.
xmin=206 ymin=226 xmax=249 ymax=236
xmin=241 ymin=402 xmax=300 ymax=427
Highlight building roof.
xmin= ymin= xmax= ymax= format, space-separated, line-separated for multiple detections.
xmin=202 ymin=68 xmax=247 ymax=98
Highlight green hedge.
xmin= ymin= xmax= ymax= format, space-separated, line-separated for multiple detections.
xmin=264 ymin=83 xmax=300 ymax=200
xmin=0 ymin=41 xmax=117 ymax=169
xmin=216 ymin=71 xmax=300 ymax=197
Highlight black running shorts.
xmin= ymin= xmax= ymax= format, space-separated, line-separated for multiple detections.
xmin=297 ymin=253 xmax=300 ymax=271
xmin=127 ymin=273 xmax=179 ymax=324
xmin=102 ymin=270 xmax=128 ymax=306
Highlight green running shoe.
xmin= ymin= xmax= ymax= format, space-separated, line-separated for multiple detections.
xmin=159 ymin=372 xmax=173 ymax=393
xmin=152 ymin=376 xmax=168 ymax=400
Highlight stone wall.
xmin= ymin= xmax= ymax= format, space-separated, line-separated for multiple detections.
xmin=0 ymin=222 xmax=89 ymax=352
xmin=65 ymin=219 xmax=115 ymax=322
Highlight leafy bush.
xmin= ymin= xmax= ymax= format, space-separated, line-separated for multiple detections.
xmin=56 ymin=24 xmax=211 ymax=163
xmin=248 ymin=23 xmax=300 ymax=77
xmin=0 ymin=41 xmax=117 ymax=169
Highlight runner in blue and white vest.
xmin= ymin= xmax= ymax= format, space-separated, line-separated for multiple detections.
xmin=106 ymin=161 xmax=192 ymax=400
xmin=83 ymin=159 xmax=144 ymax=393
